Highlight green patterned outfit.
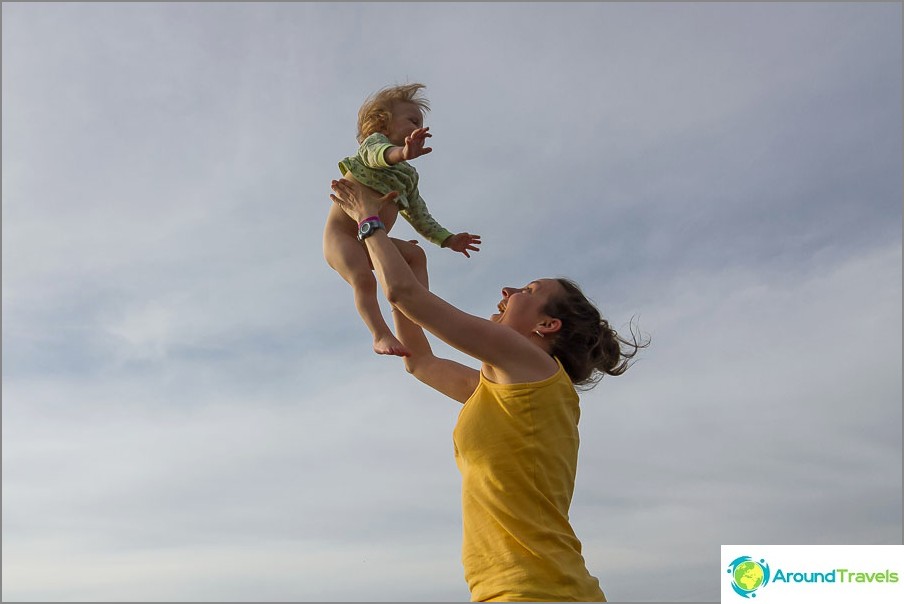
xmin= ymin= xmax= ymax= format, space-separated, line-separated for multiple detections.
xmin=338 ymin=133 xmax=453 ymax=246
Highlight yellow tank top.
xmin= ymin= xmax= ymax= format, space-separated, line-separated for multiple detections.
xmin=453 ymin=359 xmax=606 ymax=602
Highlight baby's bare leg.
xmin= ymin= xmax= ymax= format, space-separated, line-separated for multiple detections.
xmin=323 ymin=205 xmax=410 ymax=357
xmin=389 ymin=238 xmax=430 ymax=365
xmin=392 ymin=238 xmax=429 ymax=288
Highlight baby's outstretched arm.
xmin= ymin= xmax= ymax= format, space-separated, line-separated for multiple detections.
xmin=384 ymin=127 xmax=433 ymax=164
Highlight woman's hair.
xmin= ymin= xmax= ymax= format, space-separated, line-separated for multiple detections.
xmin=357 ymin=83 xmax=430 ymax=143
xmin=543 ymin=278 xmax=650 ymax=390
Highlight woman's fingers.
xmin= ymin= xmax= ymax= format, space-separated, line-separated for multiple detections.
xmin=331 ymin=178 xmax=353 ymax=191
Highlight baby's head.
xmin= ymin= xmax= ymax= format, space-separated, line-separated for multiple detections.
xmin=357 ymin=83 xmax=430 ymax=144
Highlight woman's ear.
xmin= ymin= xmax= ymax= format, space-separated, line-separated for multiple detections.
xmin=538 ymin=318 xmax=562 ymax=337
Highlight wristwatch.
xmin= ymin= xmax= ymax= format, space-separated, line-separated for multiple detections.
xmin=357 ymin=217 xmax=385 ymax=241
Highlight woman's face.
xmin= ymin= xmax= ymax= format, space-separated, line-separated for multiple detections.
xmin=492 ymin=278 xmax=563 ymax=333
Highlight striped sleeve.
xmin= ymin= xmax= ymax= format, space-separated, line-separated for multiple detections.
xmin=356 ymin=133 xmax=394 ymax=169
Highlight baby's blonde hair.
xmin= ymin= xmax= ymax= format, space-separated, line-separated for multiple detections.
xmin=356 ymin=83 xmax=430 ymax=143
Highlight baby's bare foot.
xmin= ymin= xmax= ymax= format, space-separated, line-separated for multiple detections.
xmin=373 ymin=334 xmax=411 ymax=357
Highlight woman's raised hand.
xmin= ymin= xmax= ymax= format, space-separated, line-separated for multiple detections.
xmin=330 ymin=178 xmax=398 ymax=223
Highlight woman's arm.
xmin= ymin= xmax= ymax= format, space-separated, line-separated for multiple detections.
xmin=330 ymin=179 xmax=554 ymax=385
xmin=392 ymin=306 xmax=479 ymax=404
xmin=390 ymin=238 xmax=479 ymax=404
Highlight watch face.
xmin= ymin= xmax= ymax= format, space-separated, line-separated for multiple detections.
xmin=358 ymin=219 xmax=382 ymax=240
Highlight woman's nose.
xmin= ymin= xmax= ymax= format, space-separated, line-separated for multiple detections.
xmin=502 ymin=287 xmax=515 ymax=298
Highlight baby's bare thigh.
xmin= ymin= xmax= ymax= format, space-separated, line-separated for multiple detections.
xmin=323 ymin=224 xmax=374 ymax=274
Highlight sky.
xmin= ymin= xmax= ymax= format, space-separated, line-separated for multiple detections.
xmin=2 ymin=2 xmax=901 ymax=602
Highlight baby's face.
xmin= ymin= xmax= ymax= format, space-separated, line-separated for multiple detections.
xmin=385 ymin=102 xmax=424 ymax=146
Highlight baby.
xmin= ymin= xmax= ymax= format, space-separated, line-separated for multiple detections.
xmin=323 ymin=83 xmax=481 ymax=356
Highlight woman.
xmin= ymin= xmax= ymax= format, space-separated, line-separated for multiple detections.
xmin=329 ymin=178 xmax=647 ymax=602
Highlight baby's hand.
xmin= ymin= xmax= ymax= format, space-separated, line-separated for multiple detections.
xmin=401 ymin=127 xmax=433 ymax=161
xmin=443 ymin=232 xmax=482 ymax=258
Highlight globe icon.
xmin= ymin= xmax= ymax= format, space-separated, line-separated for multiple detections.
xmin=733 ymin=560 xmax=765 ymax=592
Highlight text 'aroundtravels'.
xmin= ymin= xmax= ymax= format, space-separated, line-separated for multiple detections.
xmin=771 ymin=568 xmax=899 ymax=584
